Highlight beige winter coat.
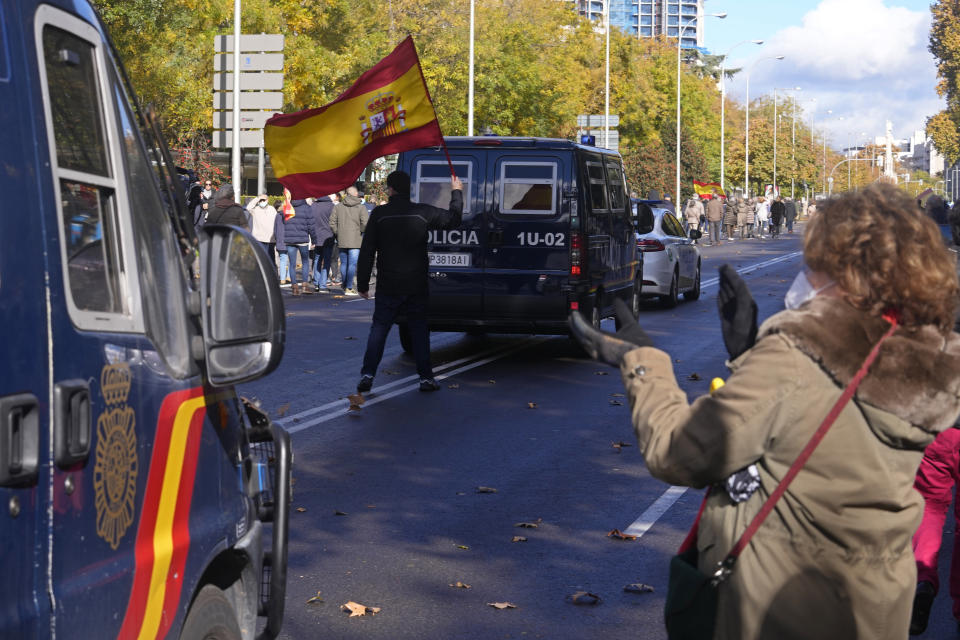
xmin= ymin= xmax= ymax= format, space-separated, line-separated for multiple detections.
xmin=620 ymin=296 xmax=960 ymax=640
xmin=330 ymin=194 xmax=369 ymax=249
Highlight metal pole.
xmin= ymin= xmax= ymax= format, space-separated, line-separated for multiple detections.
xmin=791 ymin=98 xmax=796 ymax=199
xmin=231 ymin=0 xmax=242 ymax=191
xmin=745 ymin=71 xmax=750 ymax=196
xmin=605 ymin=0 xmax=610 ymax=149
xmin=719 ymin=40 xmax=762 ymax=193
xmin=675 ymin=21 xmax=684 ymax=203
xmin=468 ymin=0 xmax=474 ymax=136
xmin=773 ymin=87 xmax=778 ymax=195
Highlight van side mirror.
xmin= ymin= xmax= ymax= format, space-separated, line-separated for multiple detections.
xmin=198 ymin=224 xmax=285 ymax=386
xmin=689 ymin=229 xmax=702 ymax=240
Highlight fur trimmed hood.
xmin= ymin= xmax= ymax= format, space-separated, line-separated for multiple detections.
xmin=758 ymin=296 xmax=960 ymax=437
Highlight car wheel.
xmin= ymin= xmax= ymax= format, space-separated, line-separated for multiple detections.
xmin=683 ymin=262 xmax=702 ymax=301
xmin=659 ymin=269 xmax=679 ymax=308
xmin=179 ymin=585 xmax=242 ymax=640
xmin=616 ymin=276 xmax=642 ymax=329
xmin=398 ymin=323 xmax=413 ymax=354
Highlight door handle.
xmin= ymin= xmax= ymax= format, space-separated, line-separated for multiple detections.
xmin=0 ymin=393 xmax=39 ymax=486
xmin=54 ymin=380 xmax=91 ymax=468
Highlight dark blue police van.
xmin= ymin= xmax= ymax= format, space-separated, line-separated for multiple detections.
xmin=396 ymin=137 xmax=641 ymax=342
xmin=1 ymin=1 xmax=290 ymax=638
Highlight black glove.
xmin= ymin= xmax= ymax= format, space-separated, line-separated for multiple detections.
xmin=570 ymin=298 xmax=653 ymax=367
xmin=717 ymin=264 xmax=757 ymax=360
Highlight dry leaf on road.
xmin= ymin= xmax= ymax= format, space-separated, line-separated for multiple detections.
xmin=341 ymin=601 xmax=380 ymax=617
xmin=344 ymin=336 xmax=356 ymax=340
xmin=449 ymin=581 xmax=472 ymax=589
xmin=456 ymin=544 xmax=470 ymax=550
xmin=334 ymin=510 xmax=348 ymax=516
xmin=594 ymin=371 xmax=609 ymax=376
xmin=568 ymin=591 xmax=602 ymax=605
xmin=347 ymin=393 xmax=365 ymax=411
xmin=527 ymin=402 xmax=537 ymax=409
xmin=687 ymin=373 xmax=701 ymax=381
xmin=514 ymin=518 xmax=542 ymax=528
xmin=487 ymin=602 xmax=517 ymax=610
xmin=609 ymin=399 xmax=623 ymax=406
xmin=607 ymin=529 xmax=638 ymax=541
xmin=295 ymin=507 xmax=307 ymax=513
xmin=276 ymin=403 xmax=290 ymax=417
xmin=488 ymin=379 xmax=497 ymax=384
xmin=512 ymin=536 xmax=528 ymax=543
xmin=611 ymin=441 xmax=632 ymax=452
xmin=306 ymin=591 xmax=324 ymax=604
xmin=448 ymin=383 xmax=460 ymax=389
xmin=611 ymin=393 xmax=625 ymax=397
xmin=475 ymin=486 xmax=497 ymax=494
xmin=624 ymin=583 xmax=655 ymax=594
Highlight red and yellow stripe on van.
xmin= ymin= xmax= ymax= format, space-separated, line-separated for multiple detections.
xmin=118 ymin=387 xmax=208 ymax=640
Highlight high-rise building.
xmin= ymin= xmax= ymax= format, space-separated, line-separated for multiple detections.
xmin=569 ymin=1 xmax=706 ymax=49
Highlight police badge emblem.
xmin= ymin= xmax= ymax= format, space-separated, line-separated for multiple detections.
xmin=93 ymin=363 xmax=138 ymax=550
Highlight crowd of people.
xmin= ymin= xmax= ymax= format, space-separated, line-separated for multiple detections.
xmin=682 ymin=192 xmax=816 ymax=245
xmin=186 ymin=177 xmax=383 ymax=296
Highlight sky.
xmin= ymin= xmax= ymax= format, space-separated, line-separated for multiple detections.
xmin=702 ymin=0 xmax=942 ymax=150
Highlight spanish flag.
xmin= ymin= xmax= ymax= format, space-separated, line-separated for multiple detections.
xmin=265 ymin=36 xmax=444 ymax=199
xmin=282 ymin=188 xmax=294 ymax=221
xmin=693 ymin=180 xmax=725 ymax=200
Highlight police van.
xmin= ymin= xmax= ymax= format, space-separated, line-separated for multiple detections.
xmin=1 ymin=1 xmax=290 ymax=638
xmin=396 ymin=137 xmax=641 ymax=343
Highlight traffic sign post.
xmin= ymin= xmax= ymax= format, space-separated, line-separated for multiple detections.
xmin=576 ymin=114 xmax=620 ymax=152
xmin=213 ymin=28 xmax=284 ymax=195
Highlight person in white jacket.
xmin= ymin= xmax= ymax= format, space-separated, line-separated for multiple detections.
xmin=246 ymin=194 xmax=279 ymax=268
xmin=754 ymin=196 xmax=770 ymax=239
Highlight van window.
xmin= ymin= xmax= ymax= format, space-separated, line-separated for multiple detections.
xmin=604 ymin=158 xmax=627 ymax=212
xmin=500 ymin=162 xmax=556 ymax=215
xmin=42 ymin=24 xmax=122 ymax=314
xmin=414 ymin=161 xmax=472 ymax=214
xmin=586 ymin=161 xmax=608 ymax=212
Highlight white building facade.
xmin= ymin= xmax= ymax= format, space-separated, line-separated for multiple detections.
xmin=569 ymin=0 xmax=706 ymax=48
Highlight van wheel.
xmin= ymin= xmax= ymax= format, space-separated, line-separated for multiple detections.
xmin=590 ymin=294 xmax=602 ymax=329
xmin=684 ymin=262 xmax=702 ymax=301
xmin=179 ymin=585 xmax=242 ymax=640
xmin=616 ymin=277 xmax=642 ymax=329
xmin=659 ymin=269 xmax=679 ymax=308
xmin=398 ymin=323 xmax=413 ymax=354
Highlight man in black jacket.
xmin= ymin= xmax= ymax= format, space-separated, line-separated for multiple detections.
xmin=356 ymin=170 xmax=463 ymax=392
xmin=205 ymin=184 xmax=249 ymax=229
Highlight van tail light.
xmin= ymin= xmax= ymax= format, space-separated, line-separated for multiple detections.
xmin=570 ymin=232 xmax=583 ymax=277
xmin=637 ymin=238 xmax=665 ymax=252
xmin=570 ymin=301 xmax=579 ymax=310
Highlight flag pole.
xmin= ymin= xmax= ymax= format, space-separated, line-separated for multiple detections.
xmin=440 ymin=138 xmax=457 ymax=180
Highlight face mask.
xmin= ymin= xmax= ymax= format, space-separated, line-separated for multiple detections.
xmin=784 ymin=270 xmax=835 ymax=310
xmin=258 ymin=200 xmax=267 ymax=208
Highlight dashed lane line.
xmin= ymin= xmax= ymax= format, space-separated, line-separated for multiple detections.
xmin=700 ymin=250 xmax=803 ymax=290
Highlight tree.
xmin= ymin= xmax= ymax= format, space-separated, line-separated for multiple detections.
xmin=928 ymin=1 xmax=960 ymax=161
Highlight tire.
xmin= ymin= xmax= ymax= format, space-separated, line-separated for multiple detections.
xmin=659 ymin=269 xmax=679 ymax=308
xmin=616 ymin=277 xmax=642 ymax=329
xmin=683 ymin=262 xmax=702 ymax=301
xmin=179 ymin=585 xmax=242 ymax=640
xmin=398 ymin=323 xmax=413 ymax=354
xmin=590 ymin=294 xmax=602 ymax=329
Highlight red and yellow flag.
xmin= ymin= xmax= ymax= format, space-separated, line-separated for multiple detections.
xmin=265 ymin=36 xmax=444 ymax=199
xmin=282 ymin=188 xmax=295 ymax=221
xmin=693 ymin=180 xmax=726 ymax=199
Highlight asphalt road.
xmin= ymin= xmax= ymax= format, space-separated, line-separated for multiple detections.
xmin=239 ymin=223 xmax=958 ymax=640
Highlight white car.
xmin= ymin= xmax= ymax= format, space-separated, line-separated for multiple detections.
xmin=633 ymin=201 xmax=702 ymax=307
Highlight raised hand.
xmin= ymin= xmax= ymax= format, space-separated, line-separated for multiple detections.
xmin=717 ymin=264 xmax=757 ymax=360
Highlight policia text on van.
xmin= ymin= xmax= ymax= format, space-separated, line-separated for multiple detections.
xmin=394 ymin=137 xmax=641 ymax=345
xmin=1 ymin=1 xmax=290 ymax=638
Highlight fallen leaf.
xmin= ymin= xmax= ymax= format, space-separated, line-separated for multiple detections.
xmin=306 ymin=591 xmax=324 ymax=604
xmin=527 ymin=402 xmax=537 ymax=409
xmin=674 ymin=359 xmax=681 ymax=363
xmin=449 ymin=581 xmax=472 ymax=589
xmin=334 ymin=510 xmax=348 ymax=516
xmin=304 ymin=369 xmax=315 ymax=374
xmin=366 ymin=504 xmax=376 ymax=508
xmin=594 ymin=371 xmax=609 ymax=376
xmin=276 ymin=403 xmax=290 ymax=418
xmin=609 ymin=399 xmax=623 ymax=406
xmin=475 ymin=486 xmax=497 ymax=494
xmin=487 ymin=602 xmax=517 ymax=610
xmin=512 ymin=536 xmax=528 ymax=543
xmin=448 ymin=383 xmax=460 ymax=389
xmin=286 ymin=312 xmax=296 ymax=317
xmin=456 ymin=545 xmax=470 ymax=550
xmin=347 ymin=393 xmax=365 ymax=411
xmin=607 ymin=529 xmax=638 ymax=541
xmin=611 ymin=441 xmax=632 ymax=452
xmin=515 ymin=519 xmax=542 ymax=528
xmin=624 ymin=583 xmax=655 ymax=594
xmin=296 ymin=507 xmax=307 ymax=513
xmin=488 ymin=379 xmax=496 ymax=384
xmin=687 ymin=373 xmax=701 ymax=381
xmin=611 ymin=393 xmax=625 ymax=397
xmin=456 ymin=491 xmax=466 ymax=496
xmin=568 ymin=591 xmax=602 ymax=605
xmin=341 ymin=601 xmax=380 ymax=617
xmin=344 ymin=336 xmax=356 ymax=340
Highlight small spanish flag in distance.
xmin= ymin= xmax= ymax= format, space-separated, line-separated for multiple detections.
xmin=265 ymin=36 xmax=444 ymax=199
xmin=693 ymin=180 xmax=726 ymax=200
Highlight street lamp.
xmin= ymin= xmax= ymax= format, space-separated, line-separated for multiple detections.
xmin=605 ymin=0 xmax=610 ymax=149
xmin=719 ymin=39 xmax=763 ymax=193
xmin=773 ymin=86 xmax=801 ymax=196
xmin=468 ymin=0 xmax=475 ymax=136
xmin=744 ymin=55 xmax=785 ymax=196
xmin=676 ymin=11 xmax=726 ymax=204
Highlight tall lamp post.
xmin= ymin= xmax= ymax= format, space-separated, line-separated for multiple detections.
xmin=468 ymin=0 xmax=475 ymax=136
xmin=676 ymin=11 xmax=726 ymax=204
xmin=719 ymin=39 xmax=763 ymax=193
xmin=773 ymin=86 xmax=800 ymax=196
xmin=605 ymin=0 xmax=610 ymax=149
xmin=744 ymin=55 xmax=785 ymax=196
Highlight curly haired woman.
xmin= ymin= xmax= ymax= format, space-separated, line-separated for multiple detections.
xmin=573 ymin=183 xmax=960 ymax=639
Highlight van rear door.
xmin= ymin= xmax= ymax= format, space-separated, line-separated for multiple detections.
xmin=410 ymin=154 xmax=484 ymax=318
xmin=483 ymin=153 xmax=569 ymax=320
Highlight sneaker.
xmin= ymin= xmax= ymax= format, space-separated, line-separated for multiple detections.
xmin=419 ymin=378 xmax=440 ymax=392
xmin=316 ymin=287 xmax=329 ymax=294
xmin=357 ymin=375 xmax=374 ymax=393
xmin=344 ymin=289 xmax=360 ymax=296
xmin=314 ymin=283 xmax=321 ymax=293
xmin=910 ymin=581 xmax=936 ymax=635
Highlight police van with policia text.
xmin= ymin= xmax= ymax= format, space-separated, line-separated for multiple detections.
xmin=394 ymin=137 xmax=641 ymax=347
xmin=0 ymin=1 xmax=291 ymax=638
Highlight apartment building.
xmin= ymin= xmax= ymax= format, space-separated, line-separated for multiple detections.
xmin=569 ymin=0 xmax=706 ymax=48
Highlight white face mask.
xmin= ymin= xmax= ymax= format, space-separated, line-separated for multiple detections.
xmin=258 ymin=200 xmax=267 ymax=208
xmin=784 ymin=270 xmax=835 ymax=310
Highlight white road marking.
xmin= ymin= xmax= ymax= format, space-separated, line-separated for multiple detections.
xmin=284 ymin=338 xmax=545 ymax=434
xmin=623 ymin=486 xmax=688 ymax=538
xmin=700 ymin=250 xmax=802 ymax=290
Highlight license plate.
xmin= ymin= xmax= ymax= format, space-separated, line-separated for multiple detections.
xmin=429 ymin=252 xmax=471 ymax=267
